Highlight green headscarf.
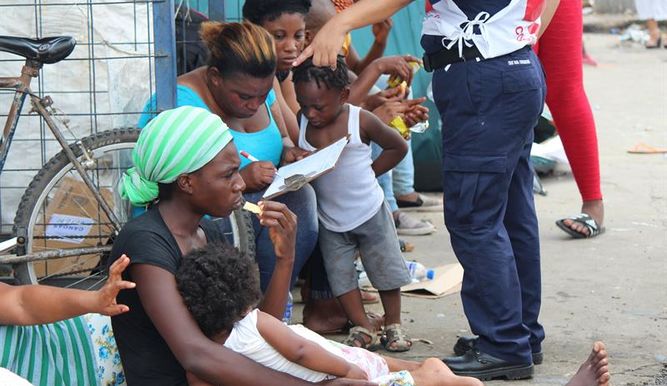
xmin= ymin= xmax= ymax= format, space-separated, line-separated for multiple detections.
xmin=121 ymin=106 xmax=233 ymax=206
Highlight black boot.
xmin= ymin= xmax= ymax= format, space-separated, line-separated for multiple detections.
xmin=443 ymin=348 xmax=534 ymax=381
xmin=453 ymin=336 xmax=544 ymax=365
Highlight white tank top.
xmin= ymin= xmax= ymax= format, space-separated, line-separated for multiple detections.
xmin=298 ymin=105 xmax=384 ymax=232
xmin=422 ymin=0 xmax=544 ymax=59
xmin=224 ymin=309 xmax=344 ymax=382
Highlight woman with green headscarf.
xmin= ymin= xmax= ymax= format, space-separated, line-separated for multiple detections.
xmin=105 ymin=106 xmax=346 ymax=386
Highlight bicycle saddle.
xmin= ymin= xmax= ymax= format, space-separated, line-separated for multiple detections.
xmin=0 ymin=35 xmax=75 ymax=64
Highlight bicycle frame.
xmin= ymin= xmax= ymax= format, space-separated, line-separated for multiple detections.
xmin=0 ymin=59 xmax=121 ymax=263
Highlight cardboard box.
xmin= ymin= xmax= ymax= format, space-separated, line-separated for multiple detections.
xmin=32 ymin=177 xmax=114 ymax=278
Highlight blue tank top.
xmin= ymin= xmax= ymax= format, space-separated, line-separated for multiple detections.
xmin=137 ymin=85 xmax=283 ymax=169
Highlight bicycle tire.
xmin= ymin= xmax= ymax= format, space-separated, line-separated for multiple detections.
xmin=12 ymin=128 xmax=254 ymax=286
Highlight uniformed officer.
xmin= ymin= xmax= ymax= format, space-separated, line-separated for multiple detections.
xmin=296 ymin=0 xmax=547 ymax=381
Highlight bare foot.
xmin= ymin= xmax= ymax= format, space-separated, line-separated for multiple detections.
xmin=566 ymin=342 xmax=610 ymax=386
xmin=410 ymin=358 xmax=483 ymax=386
xmin=302 ymin=298 xmax=350 ymax=334
xmin=562 ymin=199 xmax=604 ymax=237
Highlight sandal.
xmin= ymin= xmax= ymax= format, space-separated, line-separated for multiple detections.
xmin=342 ymin=326 xmax=379 ymax=350
xmin=555 ymin=213 xmax=605 ymax=239
xmin=381 ymin=324 xmax=412 ymax=352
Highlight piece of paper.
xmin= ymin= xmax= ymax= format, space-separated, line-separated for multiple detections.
xmin=263 ymin=137 xmax=348 ymax=199
xmin=45 ymin=214 xmax=95 ymax=244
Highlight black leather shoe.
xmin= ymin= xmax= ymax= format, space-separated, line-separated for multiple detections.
xmin=453 ymin=336 xmax=544 ymax=365
xmin=453 ymin=335 xmax=479 ymax=356
xmin=443 ymin=349 xmax=534 ymax=381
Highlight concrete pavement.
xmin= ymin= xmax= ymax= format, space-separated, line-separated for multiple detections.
xmin=296 ymin=33 xmax=667 ymax=385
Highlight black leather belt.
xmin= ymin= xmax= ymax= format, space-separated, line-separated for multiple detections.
xmin=423 ymin=45 xmax=483 ymax=72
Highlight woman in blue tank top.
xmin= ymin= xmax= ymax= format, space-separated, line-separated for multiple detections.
xmin=137 ymin=21 xmax=318 ymax=298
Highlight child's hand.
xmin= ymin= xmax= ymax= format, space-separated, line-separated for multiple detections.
xmin=93 ymin=254 xmax=136 ymax=316
xmin=373 ymin=55 xmax=420 ymax=87
xmin=372 ymin=18 xmax=393 ymax=45
xmin=319 ymin=379 xmax=378 ymax=386
xmin=240 ymin=161 xmax=277 ymax=192
xmin=402 ymin=98 xmax=429 ymax=127
xmin=364 ymin=87 xmax=403 ymax=111
xmin=344 ymin=364 xmax=369 ymax=380
xmin=281 ymin=146 xmax=311 ymax=166
xmin=372 ymin=100 xmax=407 ymax=125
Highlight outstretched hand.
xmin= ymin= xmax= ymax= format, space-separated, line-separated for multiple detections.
xmin=375 ymin=55 xmax=420 ymax=87
xmin=94 ymin=254 xmax=136 ymax=316
xmin=294 ymin=20 xmax=347 ymax=68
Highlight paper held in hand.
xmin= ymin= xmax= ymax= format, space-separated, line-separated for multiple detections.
xmin=262 ymin=136 xmax=349 ymax=199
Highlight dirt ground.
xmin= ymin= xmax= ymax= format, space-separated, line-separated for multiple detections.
xmin=294 ymin=33 xmax=667 ymax=385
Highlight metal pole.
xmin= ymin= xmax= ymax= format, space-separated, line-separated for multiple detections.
xmin=153 ymin=0 xmax=177 ymax=110
xmin=209 ymin=0 xmax=225 ymax=21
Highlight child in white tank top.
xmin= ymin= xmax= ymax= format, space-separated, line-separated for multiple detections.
xmin=292 ymin=57 xmax=414 ymax=352
xmin=177 ymin=242 xmax=483 ymax=386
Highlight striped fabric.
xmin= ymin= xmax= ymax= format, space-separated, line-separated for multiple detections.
xmin=0 ymin=316 xmax=98 ymax=386
xmin=121 ymin=106 xmax=234 ymax=206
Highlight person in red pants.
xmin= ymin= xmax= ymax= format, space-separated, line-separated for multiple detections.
xmin=535 ymin=0 xmax=605 ymax=239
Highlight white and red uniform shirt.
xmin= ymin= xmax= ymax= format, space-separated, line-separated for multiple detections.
xmin=422 ymin=0 xmax=546 ymax=59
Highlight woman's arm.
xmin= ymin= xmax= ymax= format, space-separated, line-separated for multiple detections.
xmin=130 ymin=263 xmax=317 ymax=386
xmin=359 ymin=109 xmax=408 ymax=176
xmin=0 ymin=255 xmax=135 ymax=325
xmin=347 ymin=19 xmax=392 ymax=75
xmin=255 ymin=201 xmax=297 ymax=319
xmin=348 ymin=55 xmax=417 ymax=106
xmin=279 ymin=73 xmax=301 ymax=116
xmin=257 ymin=311 xmax=367 ymax=380
xmin=273 ymin=77 xmax=300 ymax=144
xmin=538 ymin=0 xmax=561 ymax=38
xmin=295 ymin=0 xmax=412 ymax=67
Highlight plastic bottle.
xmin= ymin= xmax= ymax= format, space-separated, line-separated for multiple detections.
xmin=405 ymin=260 xmax=435 ymax=283
xmin=282 ymin=292 xmax=293 ymax=324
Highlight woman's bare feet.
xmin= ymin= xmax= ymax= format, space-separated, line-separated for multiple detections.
xmin=566 ymin=342 xmax=610 ymax=386
xmin=302 ymin=297 xmax=350 ymax=334
xmin=560 ymin=199 xmax=604 ymax=238
xmin=410 ymin=358 xmax=483 ymax=386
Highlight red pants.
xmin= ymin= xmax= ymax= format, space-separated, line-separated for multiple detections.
xmin=534 ymin=0 xmax=602 ymax=201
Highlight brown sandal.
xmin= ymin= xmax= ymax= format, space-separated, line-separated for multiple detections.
xmin=342 ymin=326 xmax=379 ymax=350
xmin=381 ymin=324 xmax=412 ymax=352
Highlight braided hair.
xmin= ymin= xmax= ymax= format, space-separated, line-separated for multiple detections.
xmin=292 ymin=56 xmax=350 ymax=90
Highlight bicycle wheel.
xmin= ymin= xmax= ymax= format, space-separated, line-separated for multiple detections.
xmin=12 ymin=128 xmax=254 ymax=286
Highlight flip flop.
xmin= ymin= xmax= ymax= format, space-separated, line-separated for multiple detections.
xmin=627 ymin=142 xmax=667 ymax=154
xmin=555 ymin=213 xmax=605 ymax=239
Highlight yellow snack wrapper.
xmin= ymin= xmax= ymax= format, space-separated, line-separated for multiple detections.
xmin=389 ymin=116 xmax=410 ymax=139
xmin=387 ymin=61 xmax=422 ymax=89
xmin=243 ymin=201 xmax=261 ymax=214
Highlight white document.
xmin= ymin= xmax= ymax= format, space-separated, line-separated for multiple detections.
xmin=45 ymin=214 xmax=94 ymax=244
xmin=263 ymin=137 xmax=348 ymax=199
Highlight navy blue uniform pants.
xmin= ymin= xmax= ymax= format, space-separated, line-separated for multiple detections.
xmin=432 ymin=47 xmax=546 ymax=364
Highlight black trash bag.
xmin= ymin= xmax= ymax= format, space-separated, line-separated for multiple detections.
xmin=175 ymin=7 xmax=209 ymax=76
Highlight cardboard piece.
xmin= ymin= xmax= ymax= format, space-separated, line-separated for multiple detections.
xmin=400 ymin=263 xmax=464 ymax=299
xmin=32 ymin=177 xmax=114 ymax=278
xmin=362 ymin=263 xmax=464 ymax=299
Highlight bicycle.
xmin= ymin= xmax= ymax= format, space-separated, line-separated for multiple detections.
xmin=0 ymin=35 xmax=254 ymax=286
